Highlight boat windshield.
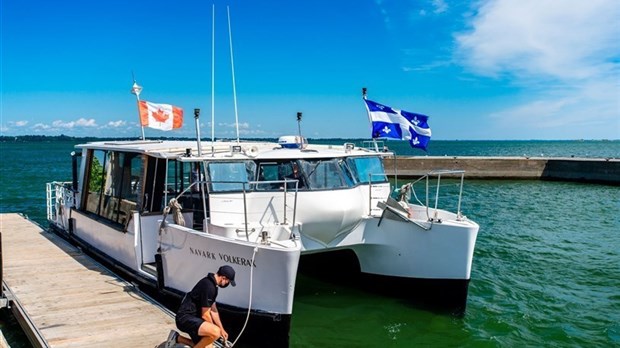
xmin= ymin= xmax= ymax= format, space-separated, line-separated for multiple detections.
xmin=207 ymin=161 xmax=256 ymax=192
xmin=298 ymin=158 xmax=354 ymax=189
xmin=345 ymin=156 xmax=387 ymax=184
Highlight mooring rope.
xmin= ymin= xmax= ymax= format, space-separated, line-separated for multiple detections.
xmin=228 ymin=245 xmax=259 ymax=347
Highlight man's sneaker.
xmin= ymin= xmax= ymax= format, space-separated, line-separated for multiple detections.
xmin=164 ymin=330 xmax=179 ymax=348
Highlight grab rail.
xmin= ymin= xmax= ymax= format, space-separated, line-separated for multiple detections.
xmin=403 ymin=170 xmax=466 ymax=221
xmin=170 ymin=179 xmax=299 ymax=241
xmin=367 ymin=173 xmax=389 ymax=216
xmin=46 ymin=181 xmax=74 ymax=224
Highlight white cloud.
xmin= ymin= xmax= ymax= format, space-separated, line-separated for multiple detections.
xmin=214 ymin=121 xmax=265 ymax=136
xmin=218 ymin=122 xmax=250 ymax=129
xmin=431 ymin=0 xmax=448 ymax=14
xmin=107 ymin=120 xmax=127 ymax=128
xmin=456 ymin=0 xmax=619 ymax=81
xmin=14 ymin=120 xmax=28 ymax=127
xmin=455 ymin=0 xmax=620 ymax=138
xmin=33 ymin=123 xmax=50 ymax=130
xmin=51 ymin=118 xmax=98 ymax=129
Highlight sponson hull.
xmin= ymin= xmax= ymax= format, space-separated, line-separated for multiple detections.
xmin=47 ymin=138 xmax=479 ymax=346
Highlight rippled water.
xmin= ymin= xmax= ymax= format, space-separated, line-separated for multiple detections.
xmin=290 ymin=180 xmax=620 ymax=347
xmin=1 ymin=140 xmax=619 ymax=347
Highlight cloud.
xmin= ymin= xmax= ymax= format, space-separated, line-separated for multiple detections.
xmin=14 ymin=120 xmax=28 ymax=127
xmin=214 ymin=121 xmax=265 ymax=136
xmin=455 ymin=0 xmax=619 ymax=81
xmin=431 ymin=0 xmax=448 ymax=14
xmin=106 ymin=120 xmax=127 ymax=128
xmin=33 ymin=123 xmax=50 ymax=130
xmin=374 ymin=0 xmax=391 ymax=26
xmin=218 ymin=122 xmax=251 ymax=129
xmin=51 ymin=118 xmax=98 ymax=129
xmin=455 ymin=0 xmax=620 ymax=138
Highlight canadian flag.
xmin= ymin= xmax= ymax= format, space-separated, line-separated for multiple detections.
xmin=139 ymin=101 xmax=183 ymax=131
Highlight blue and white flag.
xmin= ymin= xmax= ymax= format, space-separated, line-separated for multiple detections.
xmin=364 ymin=99 xmax=432 ymax=150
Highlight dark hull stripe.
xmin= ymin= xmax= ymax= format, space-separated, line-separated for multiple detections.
xmin=299 ymin=248 xmax=471 ymax=316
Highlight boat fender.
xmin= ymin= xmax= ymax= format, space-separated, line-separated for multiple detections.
xmin=155 ymin=253 xmax=165 ymax=290
xmin=68 ymin=218 xmax=76 ymax=236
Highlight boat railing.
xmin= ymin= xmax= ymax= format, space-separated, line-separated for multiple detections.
xmin=367 ymin=173 xmax=390 ymax=216
xmin=46 ymin=181 xmax=74 ymax=225
xmin=170 ymin=179 xmax=299 ymax=241
xmin=403 ymin=170 xmax=466 ymax=222
xmin=362 ymin=140 xmax=386 ymax=152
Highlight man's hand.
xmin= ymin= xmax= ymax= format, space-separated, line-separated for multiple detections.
xmin=220 ymin=327 xmax=229 ymax=341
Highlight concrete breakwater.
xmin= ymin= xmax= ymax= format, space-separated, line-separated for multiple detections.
xmin=384 ymin=156 xmax=620 ymax=185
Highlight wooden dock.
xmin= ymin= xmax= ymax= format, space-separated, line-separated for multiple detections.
xmin=0 ymin=213 xmax=177 ymax=348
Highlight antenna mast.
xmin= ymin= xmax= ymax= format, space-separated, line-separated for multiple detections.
xmin=227 ymin=6 xmax=240 ymax=144
xmin=211 ymin=4 xmax=215 ymax=156
xmin=297 ymin=112 xmax=303 ymax=147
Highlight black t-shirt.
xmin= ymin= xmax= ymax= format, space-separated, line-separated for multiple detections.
xmin=177 ymin=273 xmax=219 ymax=317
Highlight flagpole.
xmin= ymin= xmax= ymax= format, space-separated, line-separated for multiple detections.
xmin=362 ymin=87 xmax=379 ymax=152
xmin=131 ymin=80 xmax=145 ymax=140
xmin=227 ymin=6 xmax=240 ymax=144
xmin=211 ymin=3 xmax=215 ymax=156
xmin=297 ymin=112 xmax=303 ymax=148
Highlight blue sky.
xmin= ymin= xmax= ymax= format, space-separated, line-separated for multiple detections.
xmin=1 ymin=0 xmax=619 ymax=140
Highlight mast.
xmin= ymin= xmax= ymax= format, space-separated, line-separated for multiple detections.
xmin=227 ymin=6 xmax=240 ymax=144
xmin=194 ymin=108 xmax=203 ymax=156
xmin=211 ymin=3 xmax=215 ymax=156
xmin=362 ymin=87 xmax=379 ymax=152
xmin=130 ymin=79 xmax=145 ymax=140
xmin=297 ymin=112 xmax=304 ymax=148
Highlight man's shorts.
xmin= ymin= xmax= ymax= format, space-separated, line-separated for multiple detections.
xmin=176 ymin=314 xmax=204 ymax=344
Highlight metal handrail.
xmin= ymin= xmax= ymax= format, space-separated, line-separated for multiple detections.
xmin=404 ymin=170 xmax=466 ymax=221
xmin=46 ymin=181 xmax=74 ymax=223
xmin=367 ymin=173 xmax=389 ymax=216
xmin=170 ymin=179 xmax=299 ymax=241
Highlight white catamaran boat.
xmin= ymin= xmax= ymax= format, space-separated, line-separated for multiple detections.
xmin=46 ymin=134 xmax=479 ymax=346
xmin=45 ymin=8 xmax=478 ymax=346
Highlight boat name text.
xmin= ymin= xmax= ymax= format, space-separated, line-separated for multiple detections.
xmin=189 ymin=247 xmax=256 ymax=267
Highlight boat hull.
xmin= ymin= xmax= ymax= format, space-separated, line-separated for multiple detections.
xmin=299 ymin=249 xmax=471 ymax=315
xmin=48 ymin=207 xmax=300 ymax=347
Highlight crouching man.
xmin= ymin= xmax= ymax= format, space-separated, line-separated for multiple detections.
xmin=165 ymin=265 xmax=236 ymax=348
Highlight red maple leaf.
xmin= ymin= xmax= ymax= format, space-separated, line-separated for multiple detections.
xmin=152 ymin=107 xmax=169 ymax=122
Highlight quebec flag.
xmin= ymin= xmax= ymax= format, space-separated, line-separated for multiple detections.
xmin=364 ymin=99 xmax=432 ymax=150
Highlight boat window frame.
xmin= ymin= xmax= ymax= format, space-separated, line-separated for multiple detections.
xmin=255 ymin=160 xmax=307 ymax=191
xmin=297 ymin=158 xmax=354 ymax=190
xmin=81 ymin=149 xmax=142 ymax=230
xmin=206 ymin=160 xmax=256 ymax=193
xmin=345 ymin=156 xmax=389 ymax=184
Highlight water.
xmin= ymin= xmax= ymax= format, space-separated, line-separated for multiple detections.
xmin=1 ymin=139 xmax=619 ymax=347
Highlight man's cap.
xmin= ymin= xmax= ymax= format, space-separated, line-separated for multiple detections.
xmin=217 ymin=265 xmax=236 ymax=287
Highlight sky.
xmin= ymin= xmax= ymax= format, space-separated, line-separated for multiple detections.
xmin=1 ymin=0 xmax=619 ymax=140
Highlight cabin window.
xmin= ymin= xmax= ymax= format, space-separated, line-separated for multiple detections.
xmin=83 ymin=150 xmax=142 ymax=226
xmin=255 ymin=161 xmax=306 ymax=190
xmin=299 ymin=159 xmax=352 ymax=189
xmin=346 ymin=156 xmax=387 ymax=184
xmin=207 ymin=161 xmax=256 ymax=192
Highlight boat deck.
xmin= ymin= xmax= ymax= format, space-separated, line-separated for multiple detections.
xmin=0 ymin=213 xmax=177 ymax=348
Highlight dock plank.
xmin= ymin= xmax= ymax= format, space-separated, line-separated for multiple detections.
xmin=1 ymin=213 xmax=176 ymax=348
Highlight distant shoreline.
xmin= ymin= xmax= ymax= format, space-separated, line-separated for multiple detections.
xmin=1 ymin=135 xmax=617 ymax=143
